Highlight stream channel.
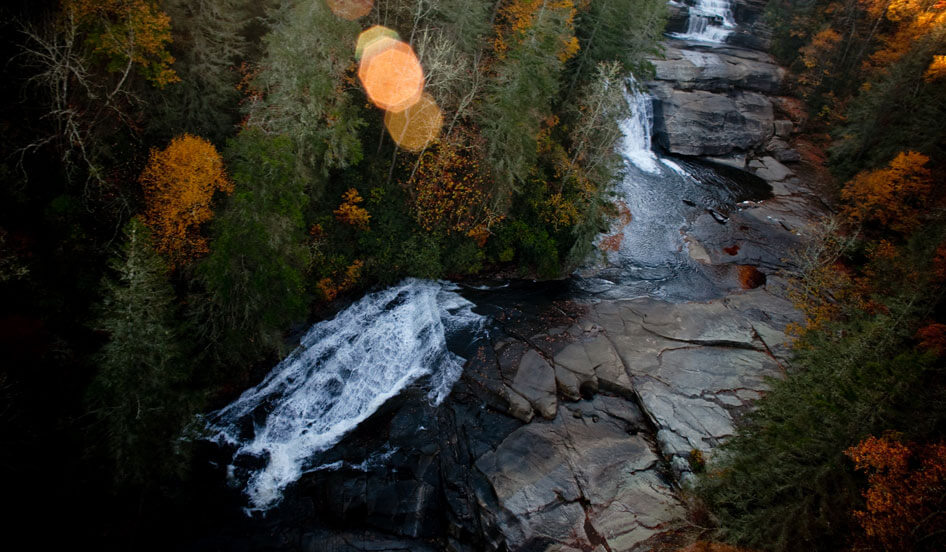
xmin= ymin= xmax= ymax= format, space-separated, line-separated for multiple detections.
xmin=187 ymin=3 xmax=795 ymax=550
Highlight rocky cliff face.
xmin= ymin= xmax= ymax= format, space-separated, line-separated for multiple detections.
xmin=649 ymin=1 xmax=801 ymax=169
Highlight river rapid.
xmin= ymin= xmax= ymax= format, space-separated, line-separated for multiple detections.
xmin=191 ymin=2 xmax=806 ymax=549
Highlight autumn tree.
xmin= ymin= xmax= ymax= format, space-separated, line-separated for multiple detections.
xmin=846 ymin=435 xmax=946 ymax=551
xmin=87 ymin=218 xmax=198 ymax=487
xmin=479 ymin=0 xmax=581 ymax=199
xmin=405 ymin=130 xmax=498 ymax=240
xmin=139 ymin=134 xmax=232 ymax=268
xmin=64 ymin=0 xmax=179 ymax=87
xmin=840 ymin=151 xmax=933 ymax=233
xmin=197 ymin=130 xmax=309 ymax=365
xmin=17 ymin=0 xmax=180 ymax=183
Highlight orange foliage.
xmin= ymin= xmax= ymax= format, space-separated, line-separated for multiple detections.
xmin=407 ymin=134 xmax=501 ymax=239
xmin=139 ymin=134 xmax=232 ymax=268
xmin=926 ymin=55 xmax=946 ymax=81
xmin=316 ymin=259 xmax=364 ymax=301
xmin=493 ymin=0 xmax=580 ymax=62
xmin=63 ymin=0 xmax=179 ymax=87
xmin=334 ymin=188 xmax=371 ymax=230
xmin=845 ymin=435 xmax=946 ymax=550
xmin=840 ymin=151 xmax=933 ymax=233
xmin=859 ymin=0 xmax=946 ymax=74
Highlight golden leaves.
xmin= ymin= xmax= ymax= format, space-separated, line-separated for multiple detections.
xmin=334 ymin=188 xmax=371 ymax=230
xmin=840 ymin=151 xmax=932 ymax=233
xmin=63 ymin=0 xmax=179 ymax=87
xmin=139 ymin=134 xmax=232 ymax=268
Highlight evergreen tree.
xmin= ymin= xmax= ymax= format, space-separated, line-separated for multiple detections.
xmin=87 ymin=218 xmax=196 ymax=487
xmin=568 ymin=0 xmax=667 ymax=91
xmin=244 ymin=0 xmax=364 ymax=180
xmin=150 ymin=0 xmax=252 ymax=143
xmin=197 ymin=130 xmax=310 ymax=366
xmin=480 ymin=0 xmax=579 ymax=199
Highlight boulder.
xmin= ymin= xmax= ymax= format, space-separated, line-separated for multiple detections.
xmin=650 ymin=84 xmax=775 ymax=156
xmin=774 ymin=119 xmax=794 ymax=137
xmin=652 ymin=46 xmax=785 ymax=94
xmin=754 ymin=156 xmax=794 ymax=182
xmin=475 ymin=397 xmax=683 ymax=551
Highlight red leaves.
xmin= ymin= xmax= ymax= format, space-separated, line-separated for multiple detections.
xmin=845 ymin=434 xmax=946 ymax=550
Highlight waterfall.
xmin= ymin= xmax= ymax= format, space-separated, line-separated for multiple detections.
xmin=207 ymin=279 xmax=485 ymax=511
xmin=672 ymin=0 xmax=735 ymax=43
xmin=620 ymin=79 xmax=660 ymax=174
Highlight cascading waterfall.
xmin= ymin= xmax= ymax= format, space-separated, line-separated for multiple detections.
xmin=620 ymin=79 xmax=660 ymax=174
xmin=671 ymin=0 xmax=736 ymax=43
xmin=207 ymin=279 xmax=485 ymax=511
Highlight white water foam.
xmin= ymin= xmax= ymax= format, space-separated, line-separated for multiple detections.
xmin=670 ymin=0 xmax=736 ymax=43
xmin=207 ymin=279 xmax=485 ymax=511
xmin=620 ymin=79 xmax=660 ymax=174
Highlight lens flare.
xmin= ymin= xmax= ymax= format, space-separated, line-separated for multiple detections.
xmin=326 ymin=0 xmax=373 ymax=21
xmin=355 ymin=25 xmax=399 ymax=60
xmin=358 ymin=35 xmax=424 ymax=113
xmin=383 ymin=93 xmax=443 ymax=152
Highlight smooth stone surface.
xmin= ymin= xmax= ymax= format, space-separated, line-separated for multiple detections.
xmin=650 ymin=84 xmax=775 ymax=157
xmin=510 ymin=350 xmax=557 ymax=420
xmin=476 ymin=397 xmax=683 ymax=551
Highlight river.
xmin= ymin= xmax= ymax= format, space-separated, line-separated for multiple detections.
xmin=194 ymin=1 xmax=805 ymax=549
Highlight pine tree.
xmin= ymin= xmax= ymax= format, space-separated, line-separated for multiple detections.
xmin=151 ymin=0 xmax=252 ymax=143
xmin=197 ymin=130 xmax=310 ymax=365
xmin=243 ymin=0 xmax=364 ymax=180
xmin=87 ymin=218 xmax=196 ymax=487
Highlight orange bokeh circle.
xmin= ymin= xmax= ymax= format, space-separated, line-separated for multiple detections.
xmin=358 ymin=38 xmax=425 ymax=113
xmin=384 ymin=93 xmax=443 ymax=152
xmin=356 ymin=25 xmax=399 ymax=60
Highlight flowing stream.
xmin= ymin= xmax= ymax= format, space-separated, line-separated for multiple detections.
xmin=208 ymin=4 xmax=772 ymax=510
xmin=670 ymin=0 xmax=736 ymax=43
xmin=207 ymin=280 xmax=486 ymax=511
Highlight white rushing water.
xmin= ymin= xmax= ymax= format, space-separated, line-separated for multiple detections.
xmin=620 ymin=79 xmax=660 ymax=174
xmin=671 ymin=0 xmax=736 ymax=43
xmin=208 ymin=279 xmax=485 ymax=511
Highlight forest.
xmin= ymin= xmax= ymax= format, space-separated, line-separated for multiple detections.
xmin=693 ymin=1 xmax=946 ymax=551
xmin=0 ymin=0 xmax=667 ymax=547
xmin=2 ymin=0 xmax=946 ymax=550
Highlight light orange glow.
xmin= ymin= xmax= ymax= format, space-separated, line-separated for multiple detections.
xmin=358 ymin=37 xmax=424 ymax=113
xmin=326 ymin=0 xmax=373 ymax=21
xmin=355 ymin=25 xmax=399 ymax=60
xmin=383 ymin=93 xmax=443 ymax=151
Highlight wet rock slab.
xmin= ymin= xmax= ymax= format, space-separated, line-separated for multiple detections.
xmin=476 ymin=396 xmax=684 ymax=551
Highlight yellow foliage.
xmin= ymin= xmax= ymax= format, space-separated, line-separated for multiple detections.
xmin=840 ymin=151 xmax=932 ymax=233
xmin=63 ymin=0 xmax=179 ymax=87
xmin=334 ymin=188 xmax=371 ymax=230
xmin=925 ymin=54 xmax=946 ymax=81
xmin=493 ymin=0 xmax=580 ymax=63
xmin=139 ymin=134 xmax=232 ymax=268
xmin=407 ymin=133 xmax=501 ymax=240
